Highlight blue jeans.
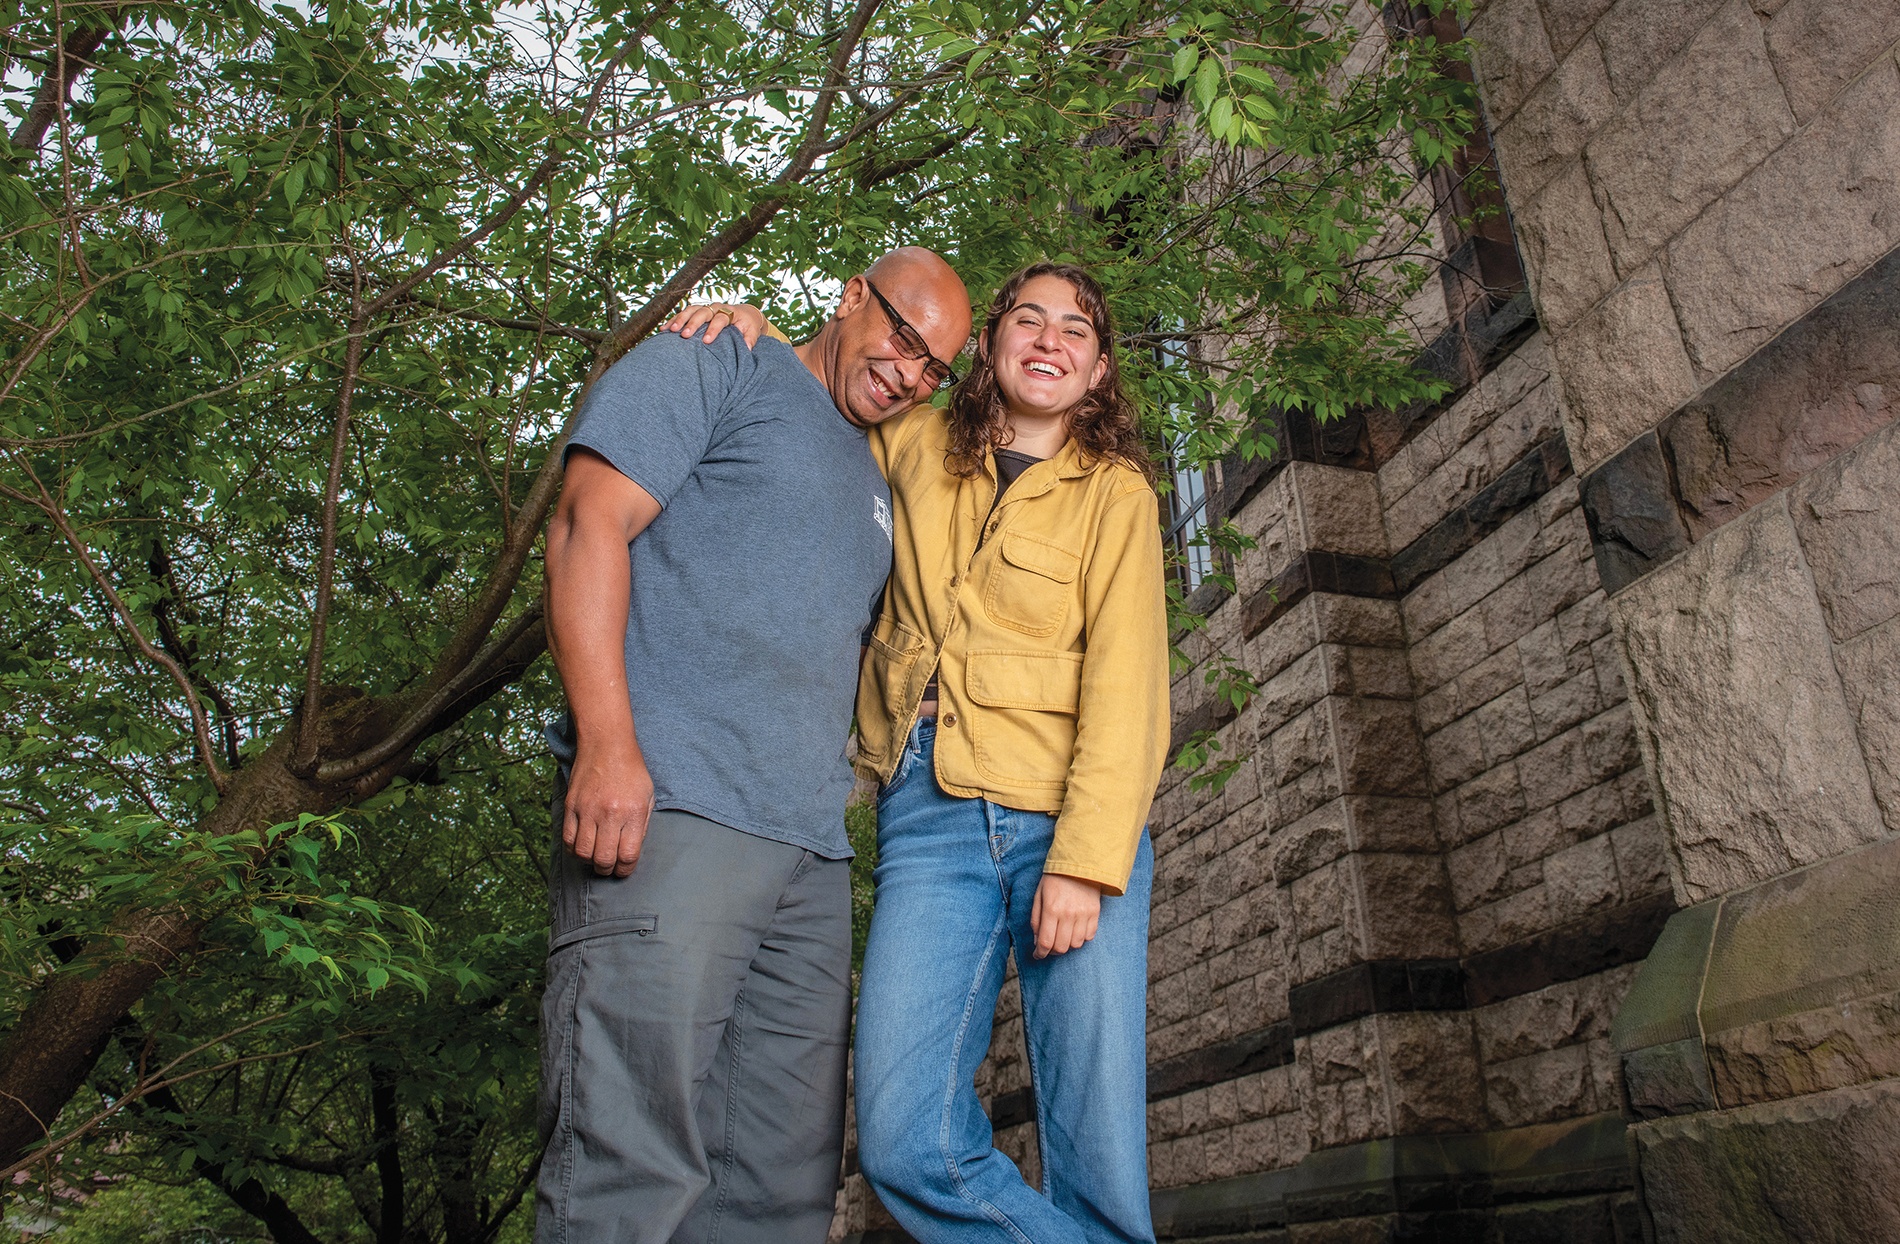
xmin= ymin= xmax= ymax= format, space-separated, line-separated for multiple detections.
xmin=854 ymin=720 xmax=1155 ymax=1244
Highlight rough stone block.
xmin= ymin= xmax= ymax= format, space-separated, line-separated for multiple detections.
xmin=1834 ymin=619 xmax=1900 ymax=833
xmin=1345 ymin=795 xmax=1440 ymax=855
xmin=1789 ymin=416 xmax=1900 ymax=643
xmin=1468 ymin=0 xmax=1557 ymax=122
xmin=1458 ymin=645 xmax=1527 ymax=715
xmin=1271 ymin=800 xmax=1350 ymax=886
xmin=1479 ymin=575 xmax=1541 ymax=652
xmin=1535 ymin=0 xmax=1616 ymax=55
xmin=1321 ymin=643 xmax=1413 ymax=701
xmin=1461 ymin=883 xmax=1553 ymax=954
xmin=1312 ymin=594 xmax=1407 ymax=649
xmin=1486 ymin=1043 xmax=1594 ymax=1127
xmin=1409 ymin=606 xmax=1488 ymax=694
xmin=1353 ymin=854 xmax=1462 ymax=959
xmin=1475 ymin=964 xmax=1639 ymax=1064
xmin=1289 ymin=462 xmax=1389 ymax=559
xmin=1516 ymin=158 xmax=1619 ymax=330
xmin=1611 ymin=498 xmax=1885 ymax=900
xmin=1610 ymin=816 xmax=1671 ymax=897
xmin=1376 ymin=1011 xmax=1489 ymax=1133
xmin=1331 ymin=696 xmax=1430 ymax=798
xmin=1516 ymin=619 xmax=1572 ymax=697
xmin=1633 ymin=1079 xmax=1900 ymax=1242
xmin=1530 ymin=671 xmax=1602 ymax=741
xmin=1416 ymin=680 xmax=1461 ymax=735
xmin=1664 ymin=252 xmax=1900 ymax=543
xmin=1255 ymin=648 xmax=1334 ymax=740
xmin=1267 ymin=706 xmax=1329 ymax=789
xmin=1456 ymin=763 xmax=1531 ymax=839
xmin=1552 ymin=266 xmax=1700 ymax=476
xmin=1593 ymin=0 xmax=1729 ymax=102
xmin=1765 ymin=0 xmax=1900 ymax=122
xmin=1706 ymin=991 xmax=1900 ymax=1107
xmin=1474 ymin=686 xmax=1538 ymax=767
xmin=1586 ymin=0 xmax=1795 ymax=271
xmin=1519 ymin=728 xmax=1596 ymax=812
xmin=1665 ymin=57 xmax=1900 ymax=377
xmin=1546 ymin=833 xmax=1622 ymax=921
xmin=1624 ymin=1037 xmax=1719 ymax=1119
xmin=1450 ymin=832 xmax=1512 ymax=910
xmin=1290 ymin=862 xmax=1351 ymax=943
xmin=1495 ymin=38 xmax=1617 ymax=203
xmin=1503 ymin=805 xmax=1570 ymax=869
xmin=1579 ymin=430 xmax=1693 ymax=594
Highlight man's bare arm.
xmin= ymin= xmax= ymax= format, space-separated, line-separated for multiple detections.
xmin=545 ymin=449 xmax=663 ymax=877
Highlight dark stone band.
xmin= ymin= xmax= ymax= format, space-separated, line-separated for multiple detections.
xmin=1134 ymin=891 xmax=1676 ymax=1108
xmin=1240 ymin=549 xmax=1399 ymax=640
xmin=1390 ymin=434 xmax=1574 ymax=593
xmin=1581 ymin=240 xmax=1900 ymax=595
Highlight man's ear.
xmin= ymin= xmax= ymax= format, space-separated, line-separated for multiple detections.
xmin=834 ymin=274 xmax=872 ymax=321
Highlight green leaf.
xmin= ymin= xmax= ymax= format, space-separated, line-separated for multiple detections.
xmin=1172 ymin=44 xmax=1200 ymax=83
xmin=1193 ymin=54 xmax=1220 ymax=110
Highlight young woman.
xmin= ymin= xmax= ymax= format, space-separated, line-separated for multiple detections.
xmin=667 ymin=264 xmax=1169 ymax=1244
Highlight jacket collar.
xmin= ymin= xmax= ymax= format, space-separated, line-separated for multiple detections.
xmin=982 ymin=433 xmax=1099 ymax=502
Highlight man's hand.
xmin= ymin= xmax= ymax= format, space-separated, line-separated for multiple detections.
xmin=663 ymin=302 xmax=769 ymax=347
xmin=1030 ymin=873 xmax=1104 ymax=959
xmin=564 ymin=740 xmax=656 ymax=877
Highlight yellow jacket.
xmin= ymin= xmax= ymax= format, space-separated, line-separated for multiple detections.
xmin=854 ymin=407 xmax=1170 ymax=894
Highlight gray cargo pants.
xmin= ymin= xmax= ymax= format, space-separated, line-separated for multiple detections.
xmin=535 ymin=795 xmax=852 ymax=1244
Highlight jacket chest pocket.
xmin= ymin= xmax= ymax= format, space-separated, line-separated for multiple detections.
xmin=984 ymin=530 xmax=1081 ymax=637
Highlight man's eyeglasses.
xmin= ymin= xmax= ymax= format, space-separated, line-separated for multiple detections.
xmin=864 ymin=278 xmax=960 ymax=392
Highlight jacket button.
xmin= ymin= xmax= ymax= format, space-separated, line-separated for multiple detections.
xmin=949 ymin=575 xmax=960 ymax=588
xmin=941 ymin=713 xmax=958 ymax=728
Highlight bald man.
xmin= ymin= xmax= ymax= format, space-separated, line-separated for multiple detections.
xmin=537 ymin=250 xmax=971 ymax=1244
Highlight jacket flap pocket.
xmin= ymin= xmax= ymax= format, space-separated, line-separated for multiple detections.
xmin=1000 ymin=531 xmax=1081 ymax=583
xmin=549 ymin=914 xmax=658 ymax=953
xmin=965 ymin=650 xmax=1084 ymax=713
xmin=868 ymin=614 xmax=925 ymax=660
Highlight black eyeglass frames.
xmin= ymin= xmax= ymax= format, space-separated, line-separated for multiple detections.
xmin=864 ymin=278 xmax=960 ymax=391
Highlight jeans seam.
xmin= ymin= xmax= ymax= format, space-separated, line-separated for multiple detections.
xmin=1021 ymin=985 xmax=1056 ymax=1200
xmin=938 ymin=910 xmax=1035 ymax=1244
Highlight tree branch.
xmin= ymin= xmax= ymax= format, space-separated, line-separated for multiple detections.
xmin=0 ymin=462 xmax=228 ymax=792
xmin=8 ymin=4 xmax=130 ymax=157
xmin=359 ymin=0 xmax=676 ymax=323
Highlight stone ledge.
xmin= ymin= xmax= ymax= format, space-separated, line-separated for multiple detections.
xmin=1149 ymin=1111 xmax=1632 ymax=1237
xmin=1611 ymin=833 xmax=1900 ymax=1116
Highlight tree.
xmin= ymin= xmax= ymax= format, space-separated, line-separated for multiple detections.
xmin=1 ymin=0 xmax=1472 ymax=1235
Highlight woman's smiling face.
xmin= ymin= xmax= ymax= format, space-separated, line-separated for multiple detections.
xmin=987 ymin=274 xmax=1109 ymax=422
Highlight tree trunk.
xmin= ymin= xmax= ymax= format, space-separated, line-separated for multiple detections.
xmin=0 ymin=626 xmax=545 ymax=1170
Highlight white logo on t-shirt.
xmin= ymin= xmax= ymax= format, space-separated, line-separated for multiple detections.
xmin=873 ymin=496 xmax=894 ymax=542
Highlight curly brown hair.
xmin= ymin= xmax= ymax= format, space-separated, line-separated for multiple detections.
xmin=945 ymin=263 xmax=1155 ymax=481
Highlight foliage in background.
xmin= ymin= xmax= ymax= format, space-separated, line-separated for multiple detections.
xmin=1 ymin=0 xmax=1472 ymax=1236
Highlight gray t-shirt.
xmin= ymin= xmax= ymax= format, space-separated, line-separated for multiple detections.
xmin=548 ymin=328 xmax=892 ymax=858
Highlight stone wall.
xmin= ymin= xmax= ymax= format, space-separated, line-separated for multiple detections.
xmin=1465 ymin=0 xmax=1900 ymax=1239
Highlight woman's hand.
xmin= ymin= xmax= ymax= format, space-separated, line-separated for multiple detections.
xmin=1031 ymin=873 xmax=1103 ymax=959
xmin=662 ymin=302 xmax=769 ymax=347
